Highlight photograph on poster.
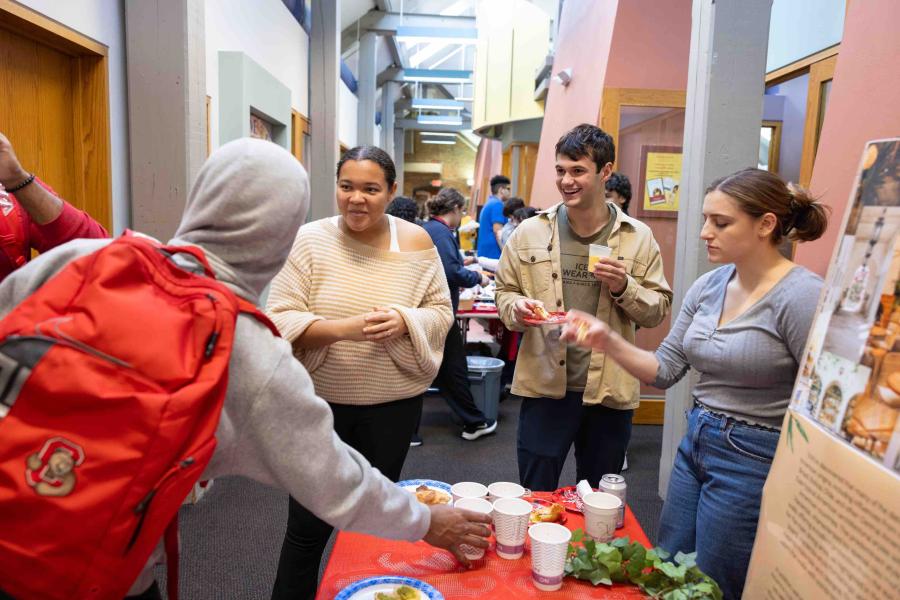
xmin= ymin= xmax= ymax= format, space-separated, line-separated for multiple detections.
xmin=791 ymin=139 xmax=900 ymax=472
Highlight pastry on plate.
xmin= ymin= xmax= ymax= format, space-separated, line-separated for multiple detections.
xmin=530 ymin=502 xmax=565 ymax=524
xmin=414 ymin=484 xmax=450 ymax=506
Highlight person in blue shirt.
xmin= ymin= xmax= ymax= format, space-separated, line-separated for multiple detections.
xmin=476 ymin=175 xmax=511 ymax=259
xmin=421 ymin=187 xmax=498 ymax=442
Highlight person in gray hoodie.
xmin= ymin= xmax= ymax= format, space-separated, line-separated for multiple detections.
xmin=0 ymin=139 xmax=492 ymax=599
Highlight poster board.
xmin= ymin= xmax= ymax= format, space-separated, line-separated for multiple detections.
xmin=635 ymin=145 xmax=681 ymax=218
xmin=744 ymin=139 xmax=900 ymax=598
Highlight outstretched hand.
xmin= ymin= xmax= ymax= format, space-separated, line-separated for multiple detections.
xmin=423 ymin=504 xmax=492 ymax=568
xmin=560 ymin=309 xmax=612 ymax=351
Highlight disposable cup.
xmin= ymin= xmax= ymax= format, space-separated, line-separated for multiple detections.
xmin=454 ymin=497 xmax=493 ymax=560
xmin=582 ymin=492 xmax=621 ymax=542
xmin=529 ymin=522 xmax=572 ymax=591
xmin=492 ymin=497 xmax=532 ymax=559
xmin=487 ymin=481 xmax=527 ymax=502
xmin=451 ymin=481 xmax=488 ymax=503
xmin=588 ymin=244 xmax=612 ymax=272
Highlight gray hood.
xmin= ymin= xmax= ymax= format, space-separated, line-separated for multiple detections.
xmin=171 ymin=138 xmax=310 ymax=301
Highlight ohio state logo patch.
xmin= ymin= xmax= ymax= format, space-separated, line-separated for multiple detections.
xmin=25 ymin=437 xmax=85 ymax=497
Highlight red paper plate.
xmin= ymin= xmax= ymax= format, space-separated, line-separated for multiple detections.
xmin=522 ymin=311 xmax=567 ymax=325
xmin=551 ymin=486 xmax=597 ymax=514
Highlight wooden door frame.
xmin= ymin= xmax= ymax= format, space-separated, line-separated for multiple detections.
xmin=798 ymin=54 xmax=838 ymax=187
xmin=599 ymin=88 xmax=687 ymax=170
xmin=0 ymin=0 xmax=112 ymax=231
xmin=291 ymin=110 xmax=310 ymax=164
xmin=598 ymin=88 xmax=686 ymax=425
xmin=761 ymin=120 xmax=783 ymax=175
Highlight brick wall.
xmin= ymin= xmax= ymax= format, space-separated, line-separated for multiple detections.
xmin=403 ymin=132 xmax=477 ymax=200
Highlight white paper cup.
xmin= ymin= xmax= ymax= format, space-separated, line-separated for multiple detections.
xmin=454 ymin=497 xmax=493 ymax=560
xmin=451 ymin=481 xmax=488 ymax=503
xmin=588 ymin=244 xmax=612 ymax=272
xmin=487 ymin=481 xmax=527 ymax=502
xmin=529 ymin=522 xmax=572 ymax=591
xmin=582 ymin=492 xmax=621 ymax=542
xmin=492 ymin=497 xmax=532 ymax=559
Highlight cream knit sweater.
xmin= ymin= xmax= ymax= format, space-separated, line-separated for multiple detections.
xmin=267 ymin=218 xmax=453 ymax=405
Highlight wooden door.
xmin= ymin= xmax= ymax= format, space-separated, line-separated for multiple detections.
xmin=0 ymin=3 xmax=111 ymax=230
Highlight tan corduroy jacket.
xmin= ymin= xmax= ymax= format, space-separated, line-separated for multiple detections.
xmin=495 ymin=202 xmax=673 ymax=409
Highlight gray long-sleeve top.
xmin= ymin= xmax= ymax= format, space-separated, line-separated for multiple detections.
xmin=653 ymin=265 xmax=822 ymax=428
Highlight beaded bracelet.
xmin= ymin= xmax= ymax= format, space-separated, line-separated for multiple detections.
xmin=6 ymin=173 xmax=36 ymax=193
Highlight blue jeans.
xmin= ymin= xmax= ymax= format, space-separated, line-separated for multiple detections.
xmin=658 ymin=405 xmax=780 ymax=600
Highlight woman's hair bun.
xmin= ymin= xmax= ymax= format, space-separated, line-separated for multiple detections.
xmin=786 ymin=182 xmax=830 ymax=242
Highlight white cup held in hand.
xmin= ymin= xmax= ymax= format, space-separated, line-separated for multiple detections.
xmin=588 ymin=244 xmax=612 ymax=272
xmin=454 ymin=497 xmax=493 ymax=560
xmin=491 ymin=497 xmax=532 ymax=559
xmin=582 ymin=492 xmax=621 ymax=542
xmin=451 ymin=481 xmax=488 ymax=503
xmin=529 ymin=522 xmax=572 ymax=591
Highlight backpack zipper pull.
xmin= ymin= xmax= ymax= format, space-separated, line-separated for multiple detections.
xmin=125 ymin=457 xmax=197 ymax=553
xmin=204 ymin=294 xmax=220 ymax=358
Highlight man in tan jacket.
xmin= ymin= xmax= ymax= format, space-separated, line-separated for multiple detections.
xmin=495 ymin=124 xmax=672 ymax=491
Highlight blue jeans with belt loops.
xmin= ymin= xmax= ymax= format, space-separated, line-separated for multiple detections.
xmin=658 ymin=405 xmax=781 ymax=600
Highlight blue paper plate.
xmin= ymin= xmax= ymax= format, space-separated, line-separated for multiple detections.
xmin=334 ymin=575 xmax=444 ymax=600
xmin=395 ymin=479 xmax=451 ymax=492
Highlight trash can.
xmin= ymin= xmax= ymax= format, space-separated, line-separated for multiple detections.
xmin=466 ymin=356 xmax=505 ymax=422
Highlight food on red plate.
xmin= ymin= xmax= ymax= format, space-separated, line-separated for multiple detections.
xmin=532 ymin=305 xmax=551 ymax=320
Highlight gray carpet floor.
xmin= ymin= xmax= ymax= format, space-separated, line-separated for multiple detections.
xmin=156 ymin=394 xmax=664 ymax=599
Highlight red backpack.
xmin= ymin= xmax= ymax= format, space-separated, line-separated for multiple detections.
xmin=0 ymin=234 xmax=279 ymax=600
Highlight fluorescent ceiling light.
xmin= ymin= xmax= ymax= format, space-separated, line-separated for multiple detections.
xmin=420 ymin=131 xmax=458 ymax=137
xmin=403 ymin=69 xmax=472 ymax=84
xmin=418 ymin=114 xmax=463 ymax=126
xmin=421 ymin=139 xmax=457 ymax=145
xmin=397 ymin=26 xmax=477 ymax=46
xmin=412 ymin=98 xmax=465 ymax=111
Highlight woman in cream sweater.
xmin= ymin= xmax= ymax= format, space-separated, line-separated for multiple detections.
xmin=267 ymin=146 xmax=453 ymax=599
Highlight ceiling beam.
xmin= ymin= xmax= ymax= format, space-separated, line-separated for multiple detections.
xmin=374 ymin=0 xmax=405 ymax=68
xmin=377 ymin=66 xmax=404 ymax=87
xmin=341 ymin=9 xmax=475 ymax=55
xmin=398 ymin=118 xmax=471 ymax=132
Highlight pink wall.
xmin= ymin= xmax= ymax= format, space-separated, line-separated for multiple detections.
xmin=794 ymin=0 xmax=900 ymax=275
xmin=604 ymin=0 xmax=691 ymax=90
xmin=530 ymin=0 xmax=619 ymax=207
xmin=470 ymin=138 xmax=503 ymax=212
xmin=530 ymin=0 xmax=691 ymax=208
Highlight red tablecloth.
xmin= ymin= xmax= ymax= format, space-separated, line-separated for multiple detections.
xmin=316 ymin=494 xmax=651 ymax=599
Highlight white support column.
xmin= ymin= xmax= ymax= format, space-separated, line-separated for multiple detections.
xmin=394 ymin=127 xmax=406 ymax=194
xmin=659 ymin=0 xmax=773 ymax=498
xmin=357 ymin=31 xmax=378 ymax=147
xmin=124 ymin=0 xmax=206 ymax=241
xmin=381 ymin=82 xmax=398 ymax=156
xmin=309 ymin=0 xmax=341 ymax=220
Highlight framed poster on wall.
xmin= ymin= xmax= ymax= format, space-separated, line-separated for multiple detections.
xmin=635 ymin=145 xmax=681 ymax=219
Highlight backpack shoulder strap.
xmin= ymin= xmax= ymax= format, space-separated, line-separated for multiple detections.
xmin=236 ymin=297 xmax=280 ymax=337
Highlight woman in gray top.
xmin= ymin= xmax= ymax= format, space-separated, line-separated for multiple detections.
xmin=561 ymin=168 xmax=829 ymax=600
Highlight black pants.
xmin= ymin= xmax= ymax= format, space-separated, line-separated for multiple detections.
xmin=430 ymin=320 xmax=488 ymax=428
xmin=271 ymin=395 xmax=423 ymax=600
xmin=517 ymin=391 xmax=633 ymax=491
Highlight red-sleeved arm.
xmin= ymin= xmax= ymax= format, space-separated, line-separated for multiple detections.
xmin=29 ymin=199 xmax=109 ymax=253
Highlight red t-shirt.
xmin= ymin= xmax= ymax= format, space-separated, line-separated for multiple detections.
xmin=0 ymin=180 xmax=109 ymax=280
